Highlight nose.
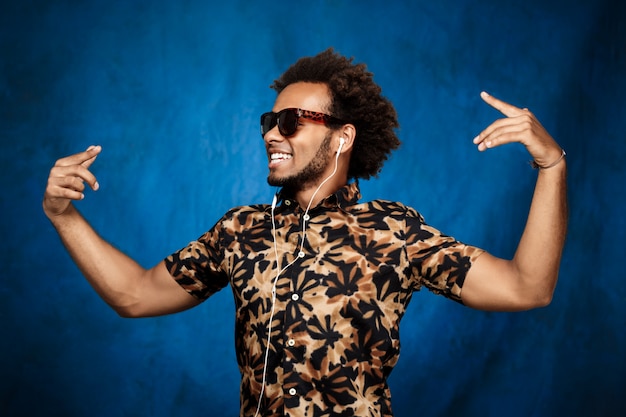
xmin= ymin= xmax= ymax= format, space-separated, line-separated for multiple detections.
xmin=263 ymin=124 xmax=285 ymax=145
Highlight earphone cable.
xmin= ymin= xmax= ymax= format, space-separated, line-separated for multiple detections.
xmin=254 ymin=145 xmax=342 ymax=417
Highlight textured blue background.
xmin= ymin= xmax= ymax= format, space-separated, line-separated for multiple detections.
xmin=1 ymin=0 xmax=624 ymax=416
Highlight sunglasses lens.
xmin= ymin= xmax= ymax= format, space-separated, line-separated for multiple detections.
xmin=277 ymin=109 xmax=298 ymax=137
xmin=260 ymin=112 xmax=276 ymax=137
xmin=260 ymin=109 xmax=303 ymax=137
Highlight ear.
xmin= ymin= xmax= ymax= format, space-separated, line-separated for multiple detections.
xmin=336 ymin=124 xmax=356 ymax=154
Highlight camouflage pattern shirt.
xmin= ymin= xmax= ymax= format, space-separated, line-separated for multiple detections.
xmin=165 ymin=182 xmax=483 ymax=416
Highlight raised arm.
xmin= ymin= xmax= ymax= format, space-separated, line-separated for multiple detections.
xmin=43 ymin=146 xmax=200 ymax=317
xmin=461 ymin=92 xmax=567 ymax=312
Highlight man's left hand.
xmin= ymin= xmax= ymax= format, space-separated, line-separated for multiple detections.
xmin=473 ymin=91 xmax=562 ymax=167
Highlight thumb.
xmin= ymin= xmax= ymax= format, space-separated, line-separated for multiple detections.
xmin=81 ymin=145 xmax=102 ymax=169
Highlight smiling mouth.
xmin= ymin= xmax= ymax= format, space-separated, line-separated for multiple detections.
xmin=269 ymin=153 xmax=293 ymax=165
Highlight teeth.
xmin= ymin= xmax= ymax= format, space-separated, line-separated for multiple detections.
xmin=270 ymin=153 xmax=292 ymax=161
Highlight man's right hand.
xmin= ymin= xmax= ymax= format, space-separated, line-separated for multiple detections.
xmin=43 ymin=145 xmax=102 ymax=218
xmin=41 ymin=144 xmax=201 ymax=317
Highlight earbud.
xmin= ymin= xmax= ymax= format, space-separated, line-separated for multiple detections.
xmin=337 ymin=137 xmax=345 ymax=154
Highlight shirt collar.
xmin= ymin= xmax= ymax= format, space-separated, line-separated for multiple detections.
xmin=276 ymin=181 xmax=361 ymax=213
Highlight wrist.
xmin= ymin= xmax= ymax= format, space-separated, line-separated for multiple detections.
xmin=531 ymin=149 xmax=566 ymax=170
xmin=44 ymin=202 xmax=79 ymax=228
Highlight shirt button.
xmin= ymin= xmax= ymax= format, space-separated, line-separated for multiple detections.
xmin=289 ymin=388 xmax=297 ymax=396
xmin=303 ymin=214 xmax=310 ymax=221
xmin=298 ymin=251 xmax=305 ymax=258
xmin=291 ymin=293 xmax=300 ymax=301
xmin=285 ymin=200 xmax=291 ymax=206
xmin=287 ymin=339 xmax=295 ymax=347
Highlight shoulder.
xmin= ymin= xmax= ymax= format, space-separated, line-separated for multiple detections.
xmin=198 ymin=204 xmax=270 ymax=239
xmin=350 ymin=199 xmax=423 ymax=220
xmin=216 ymin=204 xmax=271 ymax=227
xmin=222 ymin=204 xmax=270 ymax=218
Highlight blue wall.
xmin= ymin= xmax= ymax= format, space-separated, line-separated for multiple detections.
xmin=1 ymin=0 xmax=624 ymax=416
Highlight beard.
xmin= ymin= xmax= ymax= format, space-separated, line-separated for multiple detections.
xmin=267 ymin=132 xmax=332 ymax=192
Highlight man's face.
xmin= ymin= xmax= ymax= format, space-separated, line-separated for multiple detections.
xmin=264 ymin=82 xmax=337 ymax=192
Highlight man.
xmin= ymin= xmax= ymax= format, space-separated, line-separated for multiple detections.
xmin=43 ymin=49 xmax=567 ymax=416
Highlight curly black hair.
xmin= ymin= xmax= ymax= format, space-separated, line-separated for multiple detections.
xmin=271 ymin=48 xmax=400 ymax=180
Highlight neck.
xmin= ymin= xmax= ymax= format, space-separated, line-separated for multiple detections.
xmin=294 ymin=175 xmax=348 ymax=209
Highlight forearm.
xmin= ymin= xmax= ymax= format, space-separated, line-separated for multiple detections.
xmin=464 ymin=93 xmax=569 ymax=311
xmin=47 ymin=203 xmax=147 ymax=314
xmin=512 ymin=161 xmax=568 ymax=302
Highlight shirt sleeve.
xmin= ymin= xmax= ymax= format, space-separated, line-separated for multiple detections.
xmin=163 ymin=216 xmax=230 ymax=301
xmin=404 ymin=206 xmax=484 ymax=303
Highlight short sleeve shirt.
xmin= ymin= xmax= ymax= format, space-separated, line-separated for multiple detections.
xmin=164 ymin=182 xmax=483 ymax=416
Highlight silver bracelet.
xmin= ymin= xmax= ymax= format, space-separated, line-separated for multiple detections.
xmin=531 ymin=149 xmax=566 ymax=169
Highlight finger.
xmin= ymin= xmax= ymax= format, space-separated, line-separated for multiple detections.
xmin=50 ymin=164 xmax=100 ymax=191
xmin=47 ymin=182 xmax=87 ymax=201
xmin=475 ymin=125 xmax=529 ymax=151
xmin=480 ymin=91 xmax=525 ymax=118
xmin=473 ymin=114 xmax=530 ymax=149
xmin=474 ymin=112 xmax=534 ymax=148
xmin=81 ymin=146 xmax=101 ymax=170
xmin=45 ymin=174 xmax=87 ymax=200
xmin=56 ymin=145 xmax=102 ymax=168
xmin=57 ymin=175 xmax=88 ymax=194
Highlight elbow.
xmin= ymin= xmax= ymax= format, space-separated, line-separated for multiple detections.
xmin=105 ymin=286 xmax=151 ymax=318
xmin=513 ymin=270 xmax=558 ymax=310
xmin=517 ymin=288 xmax=554 ymax=310
xmin=529 ymin=293 xmax=553 ymax=309
xmin=115 ymin=307 xmax=140 ymax=318
xmin=110 ymin=300 xmax=146 ymax=318
xmin=530 ymin=274 xmax=558 ymax=309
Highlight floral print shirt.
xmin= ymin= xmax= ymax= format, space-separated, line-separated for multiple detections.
xmin=164 ymin=182 xmax=483 ymax=416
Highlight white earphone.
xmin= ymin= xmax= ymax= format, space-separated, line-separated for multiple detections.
xmin=337 ymin=137 xmax=345 ymax=153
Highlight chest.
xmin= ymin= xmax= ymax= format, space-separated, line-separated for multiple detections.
xmin=225 ymin=212 xmax=414 ymax=324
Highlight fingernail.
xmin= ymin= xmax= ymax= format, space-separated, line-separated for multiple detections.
xmin=481 ymin=91 xmax=490 ymax=97
xmin=473 ymin=135 xmax=479 ymax=144
xmin=93 ymin=181 xmax=99 ymax=191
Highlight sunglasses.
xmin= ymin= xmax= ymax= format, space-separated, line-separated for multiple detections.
xmin=260 ymin=108 xmax=345 ymax=138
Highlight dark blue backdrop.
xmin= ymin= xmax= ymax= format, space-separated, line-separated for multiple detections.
xmin=1 ymin=0 xmax=624 ymax=416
